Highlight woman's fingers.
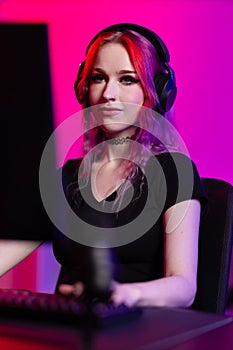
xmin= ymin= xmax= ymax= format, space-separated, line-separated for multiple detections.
xmin=58 ymin=282 xmax=85 ymax=297
xmin=58 ymin=284 xmax=74 ymax=296
xmin=72 ymin=282 xmax=85 ymax=297
xmin=110 ymin=282 xmax=141 ymax=307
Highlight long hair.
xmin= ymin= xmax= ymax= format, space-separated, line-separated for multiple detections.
xmin=69 ymin=29 xmax=177 ymax=212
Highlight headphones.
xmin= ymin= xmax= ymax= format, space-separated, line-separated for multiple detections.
xmin=75 ymin=23 xmax=177 ymax=115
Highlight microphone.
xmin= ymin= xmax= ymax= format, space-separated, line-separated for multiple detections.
xmin=80 ymin=246 xmax=114 ymax=350
xmin=82 ymin=246 xmax=114 ymax=302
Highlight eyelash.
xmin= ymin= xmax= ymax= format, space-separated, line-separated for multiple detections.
xmin=90 ymin=74 xmax=140 ymax=86
xmin=121 ymin=76 xmax=140 ymax=85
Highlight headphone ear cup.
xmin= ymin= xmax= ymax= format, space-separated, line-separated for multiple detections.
xmin=74 ymin=60 xmax=86 ymax=104
xmin=154 ymin=72 xmax=177 ymax=114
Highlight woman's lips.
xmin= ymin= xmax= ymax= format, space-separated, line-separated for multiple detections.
xmin=100 ymin=107 xmax=123 ymax=116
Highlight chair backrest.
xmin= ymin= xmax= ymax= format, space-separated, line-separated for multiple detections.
xmin=191 ymin=178 xmax=233 ymax=313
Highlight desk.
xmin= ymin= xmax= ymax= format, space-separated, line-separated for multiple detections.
xmin=0 ymin=307 xmax=232 ymax=350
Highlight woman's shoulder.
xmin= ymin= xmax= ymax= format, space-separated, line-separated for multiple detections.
xmin=62 ymin=158 xmax=83 ymax=170
xmin=151 ymin=151 xmax=207 ymax=211
xmin=152 ymin=151 xmax=201 ymax=181
xmin=60 ymin=158 xmax=84 ymax=184
xmin=154 ymin=151 xmax=192 ymax=163
xmin=61 ymin=158 xmax=84 ymax=174
xmin=146 ymin=151 xmax=195 ymax=173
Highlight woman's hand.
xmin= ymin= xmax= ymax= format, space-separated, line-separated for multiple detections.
xmin=58 ymin=280 xmax=141 ymax=307
xmin=58 ymin=282 xmax=85 ymax=298
xmin=110 ymin=281 xmax=141 ymax=307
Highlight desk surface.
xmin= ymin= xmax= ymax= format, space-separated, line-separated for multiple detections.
xmin=0 ymin=307 xmax=232 ymax=350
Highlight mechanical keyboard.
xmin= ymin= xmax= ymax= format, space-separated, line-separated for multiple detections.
xmin=0 ymin=289 xmax=142 ymax=328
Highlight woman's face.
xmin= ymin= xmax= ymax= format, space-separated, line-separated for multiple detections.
xmin=88 ymin=42 xmax=145 ymax=138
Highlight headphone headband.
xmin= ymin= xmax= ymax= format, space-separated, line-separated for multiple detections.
xmin=86 ymin=23 xmax=170 ymax=63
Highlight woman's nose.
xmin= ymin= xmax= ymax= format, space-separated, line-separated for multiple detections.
xmin=102 ymin=80 xmax=118 ymax=101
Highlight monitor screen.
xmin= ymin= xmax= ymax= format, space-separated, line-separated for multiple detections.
xmin=0 ymin=23 xmax=55 ymax=240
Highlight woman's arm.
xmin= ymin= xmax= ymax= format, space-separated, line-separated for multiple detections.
xmin=0 ymin=239 xmax=43 ymax=277
xmin=111 ymin=199 xmax=201 ymax=307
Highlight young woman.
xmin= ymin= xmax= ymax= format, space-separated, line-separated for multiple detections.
xmin=0 ymin=23 xmax=207 ymax=308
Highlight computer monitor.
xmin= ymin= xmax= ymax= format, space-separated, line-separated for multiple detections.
xmin=0 ymin=23 xmax=55 ymax=240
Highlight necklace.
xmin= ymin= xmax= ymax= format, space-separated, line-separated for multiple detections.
xmin=107 ymin=136 xmax=131 ymax=145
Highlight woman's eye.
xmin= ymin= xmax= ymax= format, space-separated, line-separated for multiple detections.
xmin=120 ymin=75 xmax=140 ymax=85
xmin=91 ymin=74 xmax=106 ymax=83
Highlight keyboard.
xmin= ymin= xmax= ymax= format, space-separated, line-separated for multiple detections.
xmin=0 ymin=289 xmax=142 ymax=328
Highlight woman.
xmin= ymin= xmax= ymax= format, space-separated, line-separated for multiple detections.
xmin=0 ymin=23 xmax=206 ymax=308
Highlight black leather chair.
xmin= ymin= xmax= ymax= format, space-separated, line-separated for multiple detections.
xmin=191 ymin=178 xmax=233 ymax=313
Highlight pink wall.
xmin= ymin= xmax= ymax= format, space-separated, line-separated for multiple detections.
xmin=0 ymin=0 xmax=232 ymax=292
